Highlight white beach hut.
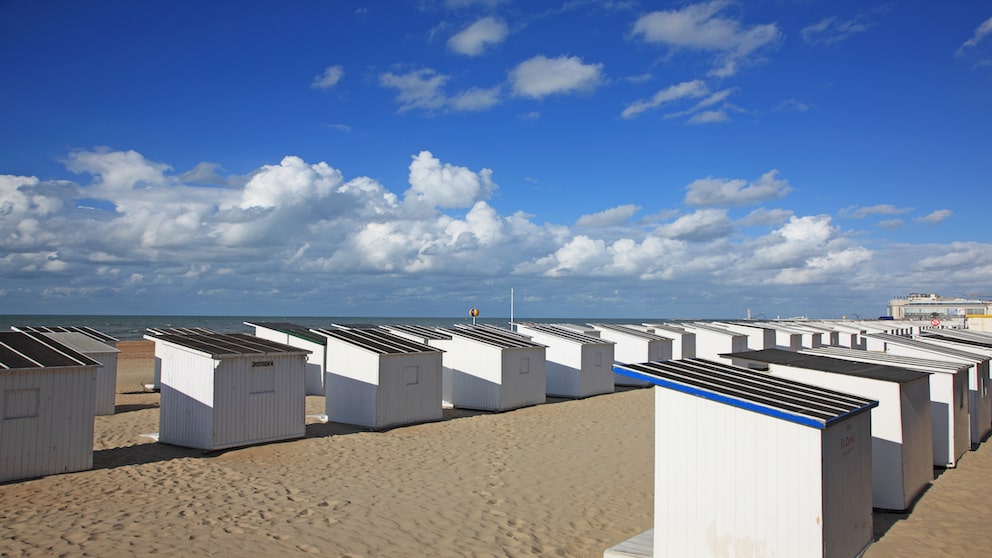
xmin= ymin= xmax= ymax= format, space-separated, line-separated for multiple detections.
xmin=678 ymin=322 xmax=749 ymax=366
xmin=757 ymin=321 xmax=824 ymax=349
xmin=11 ymin=326 xmax=120 ymax=416
xmin=0 ymin=331 xmax=101 ymax=482
xmin=429 ymin=324 xmax=546 ymax=412
xmin=714 ymin=321 xmax=779 ymax=350
xmin=728 ymin=348 xmax=933 ymax=511
xmin=640 ymin=323 xmax=696 ymax=359
xmin=819 ymin=321 xmax=869 ymax=349
xmin=589 ymin=323 xmax=672 ymax=387
xmin=144 ymin=326 xmax=217 ymax=391
xmin=613 ymin=358 xmax=877 ymax=558
xmin=867 ymin=332 xmax=992 ymax=448
xmin=245 ymin=321 xmax=328 ymax=396
xmin=805 ymin=346 xmax=971 ymax=468
xmin=42 ymin=332 xmax=119 ymax=416
xmin=310 ymin=327 xmax=443 ymax=429
xmin=513 ymin=322 xmax=615 ymax=398
xmin=144 ymin=332 xmax=309 ymax=451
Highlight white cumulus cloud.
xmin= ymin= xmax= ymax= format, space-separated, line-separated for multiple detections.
xmin=448 ymin=17 xmax=508 ymax=56
xmin=509 ymin=55 xmax=603 ymax=98
xmin=684 ymin=170 xmax=791 ymax=207
xmin=311 ymin=65 xmax=344 ymax=89
xmin=576 ymin=204 xmax=640 ymax=227
xmin=630 ymin=0 xmax=781 ymax=77
xmin=405 ymin=151 xmax=497 ymax=209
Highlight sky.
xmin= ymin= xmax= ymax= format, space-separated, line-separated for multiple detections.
xmin=1 ymin=1 xmax=991 ymax=320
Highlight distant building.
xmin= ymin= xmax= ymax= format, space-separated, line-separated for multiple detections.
xmin=888 ymin=293 xmax=991 ymax=320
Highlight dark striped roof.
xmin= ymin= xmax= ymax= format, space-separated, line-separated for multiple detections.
xmin=920 ymin=329 xmax=992 ymax=348
xmin=803 ymin=346 xmax=970 ymax=373
xmin=144 ymin=333 xmax=311 ymax=358
xmin=590 ymin=323 xmax=667 ymax=341
xmin=868 ymin=333 xmax=989 ymax=361
xmin=614 ymin=358 xmax=877 ymax=429
xmin=383 ymin=324 xmax=453 ymax=341
xmin=312 ymin=327 xmax=442 ymax=354
xmin=145 ymin=326 xmax=217 ymax=336
xmin=12 ymin=324 xmax=118 ymax=344
xmin=244 ymin=321 xmax=327 ymax=344
xmin=515 ymin=323 xmax=613 ymax=345
xmin=441 ymin=324 xmax=545 ymax=349
xmin=725 ymin=348 xmax=929 ymax=384
xmin=0 ymin=331 xmax=102 ymax=370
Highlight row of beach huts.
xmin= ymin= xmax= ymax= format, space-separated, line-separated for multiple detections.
xmin=3 ymin=317 xmax=992 ymax=556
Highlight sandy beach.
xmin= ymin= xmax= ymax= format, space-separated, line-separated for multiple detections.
xmin=2 ymin=343 xmax=991 ymax=557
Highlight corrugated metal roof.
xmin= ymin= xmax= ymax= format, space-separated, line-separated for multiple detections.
xmin=0 ymin=331 xmax=102 ymax=370
xmin=312 ymin=327 xmax=442 ymax=355
xmin=41 ymin=331 xmax=119 ymax=354
xmin=145 ymin=333 xmax=311 ymax=358
xmin=245 ymin=321 xmax=328 ymax=345
xmin=643 ymin=323 xmax=689 ymax=335
xmin=12 ymin=324 xmax=118 ymax=344
xmin=383 ymin=324 xmax=453 ymax=341
xmin=590 ymin=323 xmax=667 ymax=341
xmin=920 ymin=329 xmax=992 ymax=348
xmin=803 ymin=346 xmax=969 ymax=373
xmin=725 ymin=348 xmax=929 ymax=384
xmin=145 ymin=326 xmax=217 ymax=336
xmin=867 ymin=332 xmax=989 ymax=361
xmin=680 ymin=322 xmax=742 ymax=336
xmin=614 ymin=358 xmax=877 ymax=429
xmin=442 ymin=324 xmax=545 ymax=349
xmin=515 ymin=323 xmax=614 ymax=345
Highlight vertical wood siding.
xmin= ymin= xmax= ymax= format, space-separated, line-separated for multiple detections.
xmin=654 ymin=386 xmax=832 ymax=557
xmin=91 ymin=352 xmax=118 ymax=416
xmin=1 ymin=367 xmax=97 ymax=482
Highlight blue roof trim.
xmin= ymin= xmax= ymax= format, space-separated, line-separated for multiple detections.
xmin=613 ymin=365 xmax=864 ymax=429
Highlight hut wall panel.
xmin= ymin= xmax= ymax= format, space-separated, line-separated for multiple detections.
xmin=545 ymin=360 xmax=579 ymax=398
xmin=928 ymin=373 xmax=958 ymax=467
xmin=763 ymin=363 xmax=931 ymax=511
xmin=951 ymin=371 xmax=970 ymax=463
xmin=901 ymin=376 xmax=937 ymax=505
xmin=880 ymin=342 xmax=992 ymax=446
xmin=775 ymin=331 xmax=803 ymax=350
xmin=375 ymin=352 xmax=443 ymax=428
xmin=578 ymin=344 xmax=614 ymax=398
xmin=820 ymin=412 xmax=874 ymax=557
xmin=212 ymin=355 xmax=305 ymax=449
xmin=598 ymin=333 xmax=655 ymax=387
xmin=158 ymin=347 xmax=215 ymax=450
xmin=519 ymin=326 xmax=614 ymax=398
xmin=653 ymin=386 xmax=826 ymax=557
xmin=326 ymin=342 xmax=381 ymax=427
xmin=91 ymin=351 xmax=118 ymax=415
xmin=252 ymin=329 xmax=290 ymax=344
xmin=298 ymin=339 xmax=326 ymax=396
xmin=499 ymin=347 xmax=546 ymax=411
xmin=438 ymin=340 xmax=503 ymax=411
xmin=972 ymin=361 xmax=992 ymax=445
xmin=1 ymin=367 xmax=97 ymax=482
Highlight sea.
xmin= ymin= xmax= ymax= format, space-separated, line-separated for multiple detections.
xmin=0 ymin=314 xmax=671 ymax=341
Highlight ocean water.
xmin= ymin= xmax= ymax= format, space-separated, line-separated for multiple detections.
xmin=0 ymin=314 xmax=665 ymax=341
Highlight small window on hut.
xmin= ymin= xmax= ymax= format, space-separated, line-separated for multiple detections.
xmin=594 ymin=351 xmax=603 ymax=367
xmin=4 ymin=388 xmax=40 ymax=420
xmin=250 ymin=360 xmax=275 ymax=394
xmin=520 ymin=357 xmax=530 ymax=374
xmin=405 ymin=365 xmax=419 ymax=385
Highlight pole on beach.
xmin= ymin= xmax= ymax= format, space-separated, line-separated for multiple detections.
xmin=470 ymin=307 xmax=479 ymax=325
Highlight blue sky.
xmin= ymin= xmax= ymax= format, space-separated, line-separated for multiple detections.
xmin=1 ymin=1 xmax=991 ymax=319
